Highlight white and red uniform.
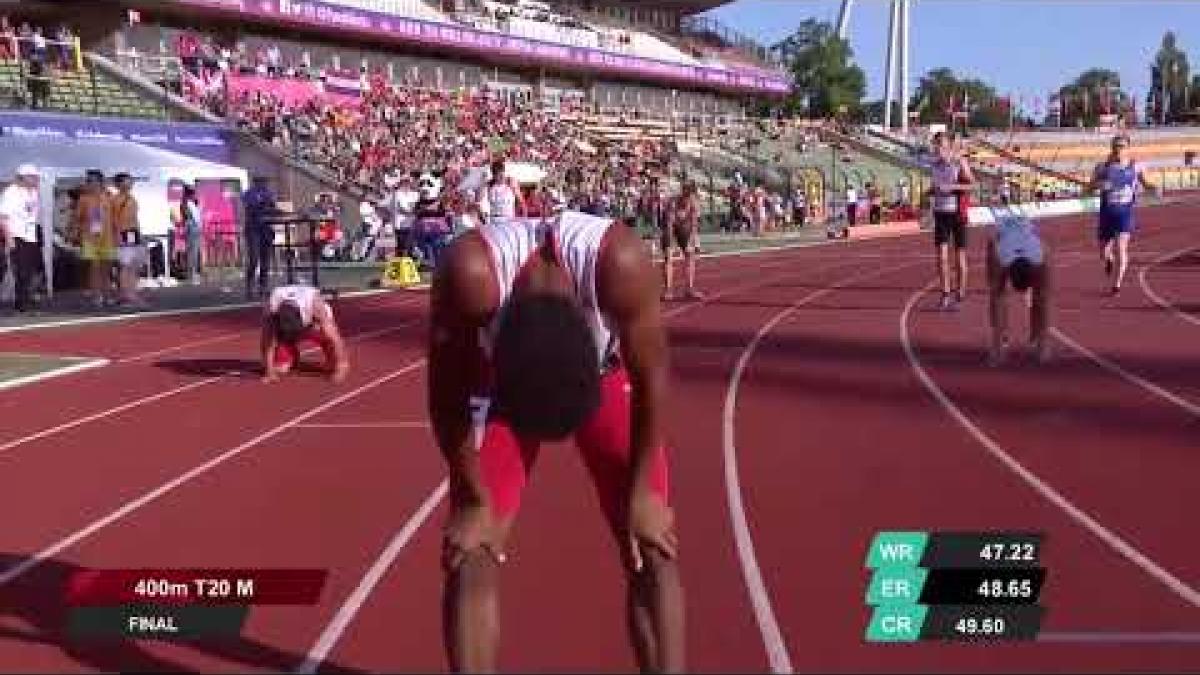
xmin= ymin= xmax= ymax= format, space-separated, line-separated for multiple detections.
xmin=471 ymin=212 xmax=670 ymax=522
xmin=268 ymin=285 xmax=336 ymax=369
xmin=480 ymin=179 xmax=523 ymax=221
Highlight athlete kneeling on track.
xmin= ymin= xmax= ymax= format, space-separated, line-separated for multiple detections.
xmin=985 ymin=200 xmax=1054 ymax=367
xmin=261 ymin=284 xmax=350 ymax=383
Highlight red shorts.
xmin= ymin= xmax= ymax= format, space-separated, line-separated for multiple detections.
xmin=474 ymin=368 xmax=670 ymax=530
xmin=272 ymin=328 xmax=336 ymax=371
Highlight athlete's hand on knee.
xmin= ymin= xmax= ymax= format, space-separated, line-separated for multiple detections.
xmin=443 ymin=503 xmax=503 ymax=570
xmin=628 ymin=491 xmax=677 ymax=572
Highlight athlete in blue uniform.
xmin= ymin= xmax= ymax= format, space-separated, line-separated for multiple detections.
xmin=1089 ymin=134 xmax=1160 ymax=295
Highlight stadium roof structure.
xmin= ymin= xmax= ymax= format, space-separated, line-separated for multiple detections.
xmin=591 ymin=0 xmax=734 ymax=15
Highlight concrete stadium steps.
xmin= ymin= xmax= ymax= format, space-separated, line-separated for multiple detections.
xmin=0 ymin=59 xmax=167 ymax=119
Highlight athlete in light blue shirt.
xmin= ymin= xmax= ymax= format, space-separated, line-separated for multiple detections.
xmin=985 ymin=199 xmax=1054 ymax=366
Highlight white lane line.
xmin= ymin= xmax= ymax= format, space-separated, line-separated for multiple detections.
xmin=293 ymin=422 xmax=430 ymax=430
xmin=115 ymin=295 xmax=424 ymax=365
xmin=900 ymin=283 xmax=1200 ymax=611
xmin=0 ymin=357 xmax=429 ymax=589
xmin=0 ymin=322 xmax=420 ymax=456
xmin=0 ymin=358 xmax=110 ymax=392
xmin=1138 ymin=245 xmax=1200 ymax=328
xmin=295 ymin=479 xmax=449 ymax=674
xmin=1039 ymin=631 xmax=1200 ymax=644
xmin=294 ymin=255 xmax=878 ymax=672
xmin=0 ymin=288 xmax=398 ymax=334
xmin=722 ymin=261 xmax=920 ymax=674
xmin=1051 ymin=329 xmax=1200 ymax=418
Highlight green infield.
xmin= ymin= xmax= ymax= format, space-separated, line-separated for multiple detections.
xmin=0 ymin=353 xmax=110 ymax=392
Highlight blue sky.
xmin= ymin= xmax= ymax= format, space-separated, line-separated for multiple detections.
xmin=703 ymin=0 xmax=1199 ymax=109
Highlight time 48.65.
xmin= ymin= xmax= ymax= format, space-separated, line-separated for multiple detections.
xmin=977 ymin=578 xmax=1034 ymax=599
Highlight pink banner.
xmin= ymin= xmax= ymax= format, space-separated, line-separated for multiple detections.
xmin=226 ymin=74 xmax=358 ymax=106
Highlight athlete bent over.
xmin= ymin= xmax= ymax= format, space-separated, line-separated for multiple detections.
xmin=429 ymin=211 xmax=684 ymax=672
xmin=260 ymin=284 xmax=350 ymax=383
xmin=985 ymin=203 xmax=1054 ymax=366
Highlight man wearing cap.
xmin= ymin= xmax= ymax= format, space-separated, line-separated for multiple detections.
xmin=0 ymin=164 xmax=43 ymax=313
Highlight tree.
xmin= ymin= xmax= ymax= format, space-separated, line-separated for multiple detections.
xmin=908 ymin=68 xmax=1008 ymax=129
xmin=1058 ymin=68 xmax=1125 ymax=127
xmin=1152 ymin=31 xmax=1191 ymax=123
xmin=772 ymin=19 xmax=866 ymax=119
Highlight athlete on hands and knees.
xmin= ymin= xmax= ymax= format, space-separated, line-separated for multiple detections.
xmin=985 ymin=197 xmax=1054 ymax=367
xmin=429 ymin=207 xmax=684 ymax=673
xmin=661 ymin=180 xmax=702 ymax=301
xmin=1088 ymin=134 xmax=1161 ymax=296
xmin=929 ymin=131 xmax=977 ymax=310
xmin=260 ymin=285 xmax=350 ymax=384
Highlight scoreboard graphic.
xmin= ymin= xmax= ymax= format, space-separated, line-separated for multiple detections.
xmin=64 ymin=569 xmax=327 ymax=640
xmin=865 ymin=532 xmax=1046 ymax=642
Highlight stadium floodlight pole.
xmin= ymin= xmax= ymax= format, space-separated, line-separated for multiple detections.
xmin=899 ymin=0 xmax=911 ymax=135
xmin=836 ymin=0 xmax=855 ymax=40
xmin=883 ymin=0 xmax=900 ymax=130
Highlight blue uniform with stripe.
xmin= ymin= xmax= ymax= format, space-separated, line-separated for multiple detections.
xmin=1096 ymin=162 xmax=1138 ymax=241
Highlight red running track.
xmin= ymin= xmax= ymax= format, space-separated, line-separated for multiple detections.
xmin=0 ymin=206 xmax=1197 ymax=672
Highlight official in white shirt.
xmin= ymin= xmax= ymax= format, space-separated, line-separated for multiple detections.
xmin=0 ymin=164 xmax=43 ymax=313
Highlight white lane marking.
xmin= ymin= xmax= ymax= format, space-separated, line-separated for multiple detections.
xmin=0 ymin=288 xmax=397 ymax=334
xmin=900 ymin=283 xmax=1200 ymax=611
xmin=0 ymin=358 xmax=110 ymax=392
xmin=1039 ymin=631 xmax=1200 ymax=644
xmin=295 ymin=480 xmax=449 ymax=674
xmin=292 ymin=422 xmax=430 ymax=430
xmin=1051 ymin=329 xmax=1200 ymax=418
xmin=0 ymin=322 xmax=420 ymax=456
xmin=0 ymin=357 xmax=429 ymax=589
xmin=1138 ymin=245 xmax=1200 ymax=328
xmin=116 ymin=295 xmax=424 ymax=365
xmin=722 ymin=261 xmax=921 ymax=674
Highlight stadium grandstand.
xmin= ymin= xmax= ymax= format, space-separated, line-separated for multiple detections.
xmin=2 ymin=0 xmax=1196 ymax=303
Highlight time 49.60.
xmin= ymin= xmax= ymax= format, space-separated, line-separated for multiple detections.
xmin=954 ymin=616 xmax=1007 ymax=636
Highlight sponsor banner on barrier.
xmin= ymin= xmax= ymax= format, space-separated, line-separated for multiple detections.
xmin=174 ymin=0 xmax=791 ymax=94
xmin=0 ymin=112 xmax=233 ymax=162
xmin=968 ymin=198 xmax=1101 ymax=225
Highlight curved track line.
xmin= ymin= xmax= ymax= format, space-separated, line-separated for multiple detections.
xmin=721 ymin=261 xmax=921 ymax=674
xmin=1051 ymin=329 xmax=1200 ymax=418
xmin=900 ymin=283 xmax=1200 ymax=611
xmin=294 ymin=256 xmax=893 ymax=673
xmin=1138 ymin=245 xmax=1200 ymax=328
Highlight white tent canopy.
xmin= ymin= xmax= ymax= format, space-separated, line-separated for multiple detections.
xmin=0 ymin=136 xmax=249 ymax=296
